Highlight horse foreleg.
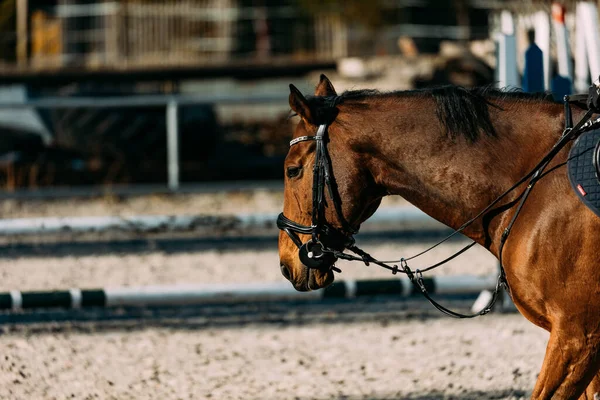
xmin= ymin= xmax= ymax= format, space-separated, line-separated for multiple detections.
xmin=531 ymin=328 xmax=600 ymax=400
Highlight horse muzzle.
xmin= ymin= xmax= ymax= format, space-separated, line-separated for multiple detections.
xmin=277 ymin=212 xmax=352 ymax=272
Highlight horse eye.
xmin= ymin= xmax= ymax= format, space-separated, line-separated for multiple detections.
xmin=286 ymin=166 xmax=302 ymax=179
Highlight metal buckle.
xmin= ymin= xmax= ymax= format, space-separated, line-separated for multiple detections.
xmin=306 ymin=240 xmax=325 ymax=259
xmin=400 ymin=258 xmax=413 ymax=280
xmin=415 ymin=269 xmax=426 ymax=293
xmin=316 ymin=124 xmax=327 ymax=138
xmin=560 ymin=127 xmax=572 ymax=140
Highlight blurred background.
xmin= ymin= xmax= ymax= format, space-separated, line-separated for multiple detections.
xmin=0 ymin=2 xmax=597 ymax=399
xmin=0 ymin=0 xmax=588 ymax=194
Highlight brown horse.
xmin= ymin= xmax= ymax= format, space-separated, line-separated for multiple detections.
xmin=278 ymin=75 xmax=600 ymax=399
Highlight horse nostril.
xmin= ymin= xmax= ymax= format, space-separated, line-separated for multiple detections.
xmin=280 ymin=263 xmax=292 ymax=281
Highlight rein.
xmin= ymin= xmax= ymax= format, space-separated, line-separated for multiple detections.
xmin=277 ymin=95 xmax=599 ymax=318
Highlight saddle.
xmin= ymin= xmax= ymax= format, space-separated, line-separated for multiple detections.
xmin=568 ymin=128 xmax=600 ymax=217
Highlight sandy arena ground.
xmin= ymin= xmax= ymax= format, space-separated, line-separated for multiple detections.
xmin=0 ymin=191 xmax=549 ymax=399
xmin=0 ymin=314 xmax=546 ymax=400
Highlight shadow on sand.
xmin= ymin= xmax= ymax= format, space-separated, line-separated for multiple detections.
xmin=299 ymin=389 xmax=528 ymax=399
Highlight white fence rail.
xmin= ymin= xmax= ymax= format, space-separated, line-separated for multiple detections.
xmin=0 ymin=92 xmax=287 ymax=191
xmin=0 ymin=207 xmax=444 ymax=238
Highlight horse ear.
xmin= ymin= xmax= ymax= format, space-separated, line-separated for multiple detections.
xmin=315 ymin=74 xmax=337 ymax=97
xmin=289 ymin=84 xmax=314 ymax=124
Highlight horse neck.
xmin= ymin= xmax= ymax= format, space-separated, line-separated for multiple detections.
xmin=343 ymin=96 xmax=565 ymax=246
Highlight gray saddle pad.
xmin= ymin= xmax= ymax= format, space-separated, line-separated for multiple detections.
xmin=568 ymin=128 xmax=600 ymax=217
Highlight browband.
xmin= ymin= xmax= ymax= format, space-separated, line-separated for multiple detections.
xmin=289 ymin=125 xmax=327 ymax=147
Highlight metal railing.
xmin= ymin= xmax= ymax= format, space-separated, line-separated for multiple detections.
xmin=0 ymin=92 xmax=287 ymax=190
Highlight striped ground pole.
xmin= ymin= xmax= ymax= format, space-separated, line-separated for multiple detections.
xmin=0 ymin=275 xmax=497 ymax=312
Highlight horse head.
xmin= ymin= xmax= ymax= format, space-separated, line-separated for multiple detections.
xmin=278 ymin=75 xmax=384 ymax=291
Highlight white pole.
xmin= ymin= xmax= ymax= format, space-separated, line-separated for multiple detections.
xmin=0 ymin=207 xmax=445 ymax=237
xmin=497 ymin=11 xmax=519 ymax=89
xmin=166 ymin=99 xmax=180 ymax=191
xmin=579 ymin=1 xmax=600 ymax=82
xmin=434 ymin=275 xmax=497 ymax=295
xmin=575 ymin=2 xmax=590 ymax=92
xmin=104 ymin=282 xmax=322 ymax=307
xmin=552 ymin=3 xmax=573 ymax=81
xmin=533 ymin=10 xmax=551 ymax=90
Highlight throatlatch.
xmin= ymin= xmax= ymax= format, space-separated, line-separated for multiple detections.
xmin=278 ymin=89 xmax=600 ymax=319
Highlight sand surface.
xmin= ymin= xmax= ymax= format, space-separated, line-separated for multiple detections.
xmin=0 ymin=313 xmax=545 ymax=400
xmin=0 ymin=235 xmax=538 ymax=400
xmin=0 ymin=189 xmax=549 ymax=399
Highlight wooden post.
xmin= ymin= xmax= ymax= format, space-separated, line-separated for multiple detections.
xmin=16 ymin=0 xmax=28 ymax=67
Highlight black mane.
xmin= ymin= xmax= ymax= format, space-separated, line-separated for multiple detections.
xmin=309 ymin=86 xmax=557 ymax=143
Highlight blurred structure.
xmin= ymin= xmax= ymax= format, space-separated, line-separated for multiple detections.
xmin=0 ymin=0 xmax=494 ymax=75
xmin=489 ymin=1 xmax=600 ymax=93
xmin=0 ymin=0 xmax=502 ymax=192
xmin=1 ymin=0 xmax=343 ymax=72
xmin=3 ymin=0 xmax=586 ymax=192
xmin=522 ymin=28 xmax=544 ymax=92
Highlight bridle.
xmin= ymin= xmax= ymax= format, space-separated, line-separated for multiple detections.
xmin=277 ymin=95 xmax=599 ymax=318
xmin=277 ymin=124 xmax=356 ymax=272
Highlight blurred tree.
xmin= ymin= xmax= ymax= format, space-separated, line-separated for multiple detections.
xmin=296 ymin=0 xmax=385 ymax=29
xmin=0 ymin=0 xmax=16 ymax=63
